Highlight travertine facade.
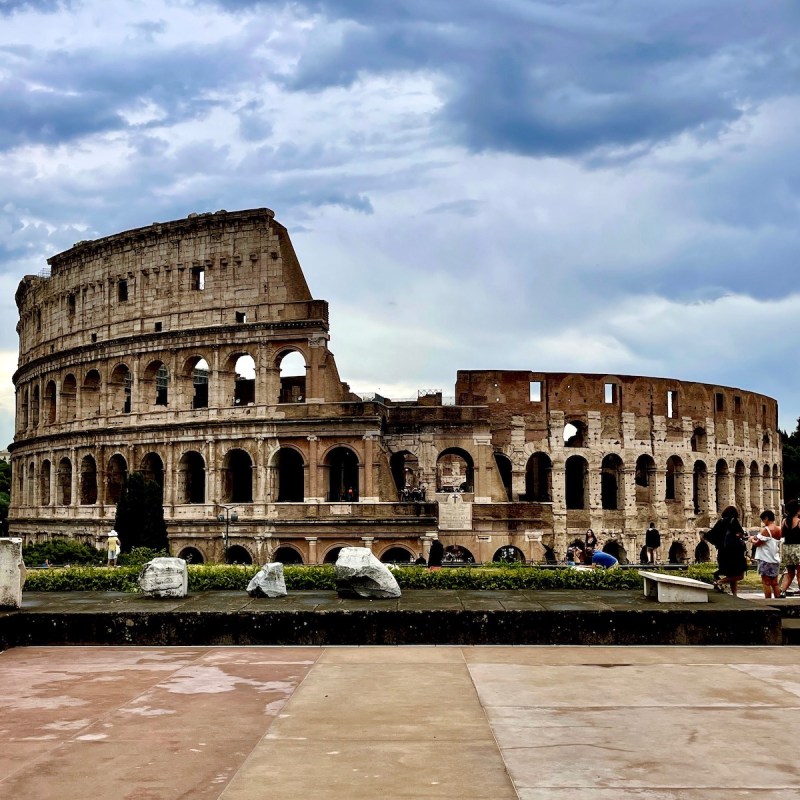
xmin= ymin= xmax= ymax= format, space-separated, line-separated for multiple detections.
xmin=9 ymin=209 xmax=782 ymax=564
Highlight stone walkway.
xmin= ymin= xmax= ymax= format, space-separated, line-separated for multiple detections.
xmin=1 ymin=645 xmax=799 ymax=799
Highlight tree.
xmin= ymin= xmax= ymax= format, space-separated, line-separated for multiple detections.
xmin=781 ymin=418 xmax=800 ymax=503
xmin=114 ymin=471 xmax=169 ymax=553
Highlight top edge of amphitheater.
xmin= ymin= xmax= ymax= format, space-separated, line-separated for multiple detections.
xmin=46 ymin=208 xmax=276 ymax=269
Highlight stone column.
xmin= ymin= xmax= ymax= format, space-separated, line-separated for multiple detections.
xmin=472 ymin=433 xmax=492 ymax=503
xmin=69 ymin=447 xmax=78 ymax=512
xmin=306 ymin=435 xmax=319 ymax=501
xmin=362 ymin=435 xmax=377 ymax=502
xmin=360 ymin=537 xmax=374 ymax=554
xmin=305 ymin=537 xmax=318 ymax=564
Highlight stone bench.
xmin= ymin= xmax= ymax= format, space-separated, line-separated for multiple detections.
xmin=640 ymin=571 xmax=713 ymax=603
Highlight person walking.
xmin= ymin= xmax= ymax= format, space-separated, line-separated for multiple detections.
xmin=428 ymin=538 xmax=444 ymax=570
xmin=750 ymin=510 xmax=781 ymax=599
xmin=707 ymin=506 xmax=746 ymax=596
xmin=645 ymin=522 xmax=661 ymax=564
xmin=779 ymin=499 xmax=800 ymax=598
xmin=106 ymin=529 xmax=121 ymax=568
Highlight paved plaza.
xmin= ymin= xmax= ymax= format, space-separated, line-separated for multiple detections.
xmin=1 ymin=644 xmax=799 ymax=799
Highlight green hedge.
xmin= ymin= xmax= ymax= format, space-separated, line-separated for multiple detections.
xmin=20 ymin=563 xmax=699 ymax=593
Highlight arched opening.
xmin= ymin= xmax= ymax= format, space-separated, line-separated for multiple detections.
xmin=80 ymin=455 xmax=98 ymax=505
xmin=694 ymin=540 xmax=711 ymax=563
xmin=602 ymin=539 xmax=627 ymax=564
xmin=493 ymin=545 xmax=525 ymax=563
xmin=57 ymin=457 xmax=72 ymax=506
xmin=665 ymin=456 xmax=684 ymax=503
xmin=601 ymin=454 xmax=623 ymax=510
xmin=140 ymin=452 xmax=165 ymax=490
xmin=143 ymin=361 xmax=169 ymax=407
xmin=444 ymin=545 xmax=475 ymax=564
xmin=44 ymin=380 xmax=57 ymax=424
xmin=380 ymin=546 xmax=415 ymax=563
xmin=525 ymin=453 xmax=552 ymax=502
xmin=106 ymin=454 xmax=128 ymax=505
xmin=110 ymin=364 xmax=132 ymax=414
xmin=226 ymin=544 xmax=252 ymax=565
xmin=715 ymin=459 xmax=730 ymax=512
xmin=191 ymin=357 xmax=210 ymax=409
xmin=274 ymin=545 xmax=304 ymax=564
xmin=177 ymin=547 xmax=205 ymax=564
xmin=635 ymin=455 xmax=656 ymax=505
xmin=278 ymin=350 xmax=306 ymax=403
xmin=436 ymin=448 xmax=474 ymax=493
xmin=40 ymin=459 xmax=51 ymax=506
xmin=693 ymin=461 xmax=708 ymax=515
xmin=61 ymin=374 xmax=77 ymax=421
xmin=565 ymin=455 xmax=588 ymax=510
xmin=668 ymin=540 xmax=687 ymax=564
xmin=19 ymin=387 xmax=29 ymax=430
xmin=31 ymin=385 xmax=40 ymax=427
xmin=222 ymin=448 xmax=253 ymax=503
xmin=390 ymin=450 xmax=421 ymax=500
xmin=327 ymin=447 xmax=359 ymax=502
xmin=563 ymin=421 xmax=586 ymax=447
xmin=493 ymin=453 xmax=513 ymax=500
xmin=233 ymin=354 xmax=256 ymax=406
xmin=323 ymin=546 xmax=344 ymax=564
xmin=82 ymin=370 xmax=101 ymax=418
xmin=690 ymin=427 xmax=706 ymax=452
xmin=178 ymin=451 xmax=206 ymax=504
xmin=276 ymin=447 xmax=304 ymax=502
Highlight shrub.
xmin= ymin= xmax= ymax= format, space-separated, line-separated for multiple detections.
xmin=24 ymin=566 xmax=140 ymax=592
xmin=117 ymin=547 xmax=169 ymax=568
xmin=23 ymin=562 xmax=649 ymax=592
xmin=23 ymin=539 xmax=105 ymax=567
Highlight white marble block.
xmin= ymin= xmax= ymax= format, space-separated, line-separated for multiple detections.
xmin=247 ymin=562 xmax=287 ymax=598
xmin=335 ymin=547 xmax=401 ymax=599
xmin=138 ymin=557 xmax=188 ymax=598
xmin=0 ymin=538 xmax=26 ymax=608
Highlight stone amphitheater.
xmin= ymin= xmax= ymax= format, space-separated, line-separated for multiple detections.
xmin=9 ymin=208 xmax=783 ymax=565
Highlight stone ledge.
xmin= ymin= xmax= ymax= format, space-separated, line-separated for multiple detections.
xmin=0 ymin=590 xmax=783 ymax=649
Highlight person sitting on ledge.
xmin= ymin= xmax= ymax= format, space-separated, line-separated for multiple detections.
xmin=591 ymin=550 xmax=619 ymax=569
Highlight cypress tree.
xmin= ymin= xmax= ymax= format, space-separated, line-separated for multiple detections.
xmin=114 ymin=471 xmax=169 ymax=553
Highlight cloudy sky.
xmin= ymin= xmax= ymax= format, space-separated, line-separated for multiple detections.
xmin=1 ymin=0 xmax=799 ymax=449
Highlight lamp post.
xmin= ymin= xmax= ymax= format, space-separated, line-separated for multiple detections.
xmin=217 ymin=505 xmax=238 ymax=563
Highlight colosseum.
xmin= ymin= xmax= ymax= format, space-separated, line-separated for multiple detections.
xmin=9 ymin=208 xmax=783 ymax=565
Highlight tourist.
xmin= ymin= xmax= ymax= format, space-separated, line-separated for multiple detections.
xmin=428 ymin=538 xmax=443 ymax=570
xmin=414 ymin=554 xmax=427 ymax=565
xmin=106 ymin=529 xmax=121 ymax=568
xmin=645 ymin=522 xmax=661 ymax=564
xmin=707 ymin=506 xmax=747 ymax=596
xmin=779 ymin=499 xmax=800 ymax=597
xmin=584 ymin=529 xmax=597 ymax=558
xmin=750 ymin=510 xmax=781 ymax=599
xmin=591 ymin=550 xmax=619 ymax=568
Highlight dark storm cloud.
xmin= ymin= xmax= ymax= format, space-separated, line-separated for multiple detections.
xmin=201 ymin=0 xmax=800 ymax=160
xmin=0 ymin=41 xmax=261 ymax=151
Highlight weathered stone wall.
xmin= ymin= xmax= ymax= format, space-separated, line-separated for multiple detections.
xmin=9 ymin=210 xmax=782 ymax=565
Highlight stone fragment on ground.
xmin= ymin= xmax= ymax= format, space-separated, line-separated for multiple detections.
xmin=335 ymin=546 xmax=401 ymax=599
xmin=138 ymin=557 xmax=188 ymax=598
xmin=247 ymin=562 xmax=287 ymax=598
xmin=0 ymin=537 xmax=26 ymax=608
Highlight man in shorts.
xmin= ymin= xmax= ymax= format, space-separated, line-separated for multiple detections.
xmin=106 ymin=529 xmax=121 ymax=568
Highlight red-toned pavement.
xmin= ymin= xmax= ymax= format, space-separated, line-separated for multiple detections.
xmin=1 ymin=646 xmax=799 ymax=799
